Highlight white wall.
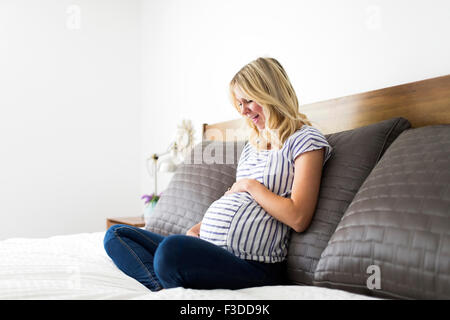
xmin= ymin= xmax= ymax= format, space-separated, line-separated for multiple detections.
xmin=0 ymin=0 xmax=142 ymax=239
xmin=140 ymin=0 xmax=450 ymax=193
xmin=1 ymin=0 xmax=449 ymax=239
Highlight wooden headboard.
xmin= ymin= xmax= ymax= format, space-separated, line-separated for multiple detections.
xmin=202 ymin=74 xmax=450 ymax=141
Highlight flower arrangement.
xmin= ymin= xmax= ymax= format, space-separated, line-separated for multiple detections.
xmin=142 ymin=193 xmax=162 ymax=222
xmin=141 ymin=193 xmax=162 ymax=206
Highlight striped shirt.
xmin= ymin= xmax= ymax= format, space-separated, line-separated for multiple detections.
xmin=199 ymin=125 xmax=333 ymax=263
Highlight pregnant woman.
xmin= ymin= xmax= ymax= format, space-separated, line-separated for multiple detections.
xmin=103 ymin=57 xmax=333 ymax=291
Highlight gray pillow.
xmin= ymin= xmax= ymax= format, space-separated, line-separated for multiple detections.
xmin=145 ymin=140 xmax=246 ymax=236
xmin=313 ymin=125 xmax=450 ymax=299
xmin=286 ymin=117 xmax=411 ymax=285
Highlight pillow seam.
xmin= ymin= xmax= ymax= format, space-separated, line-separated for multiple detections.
xmin=375 ymin=117 xmax=401 ymax=163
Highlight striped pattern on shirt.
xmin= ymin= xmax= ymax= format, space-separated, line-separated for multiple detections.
xmin=200 ymin=125 xmax=333 ymax=263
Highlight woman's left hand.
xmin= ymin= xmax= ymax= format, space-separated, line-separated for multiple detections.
xmin=224 ymin=179 xmax=256 ymax=195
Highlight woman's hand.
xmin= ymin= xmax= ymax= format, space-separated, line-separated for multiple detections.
xmin=186 ymin=221 xmax=201 ymax=237
xmin=224 ymin=179 xmax=256 ymax=195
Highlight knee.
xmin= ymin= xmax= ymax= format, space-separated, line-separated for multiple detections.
xmin=103 ymin=224 xmax=125 ymax=254
xmin=153 ymin=235 xmax=186 ymax=288
xmin=154 ymin=235 xmax=184 ymax=270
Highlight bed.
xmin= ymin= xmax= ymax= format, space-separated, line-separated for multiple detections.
xmin=1 ymin=75 xmax=449 ymax=300
xmin=0 ymin=232 xmax=375 ymax=300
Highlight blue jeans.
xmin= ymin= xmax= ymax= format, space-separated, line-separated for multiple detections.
xmin=103 ymin=224 xmax=287 ymax=291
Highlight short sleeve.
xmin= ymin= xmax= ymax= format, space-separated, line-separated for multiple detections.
xmin=289 ymin=126 xmax=333 ymax=166
xmin=237 ymin=141 xmax=251 ymax=166
xmin=236 ymin=141 xmax=252 ymax=179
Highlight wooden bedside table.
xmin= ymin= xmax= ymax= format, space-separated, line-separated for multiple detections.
xmin=106 ymin=216 xmax=145 ymax=229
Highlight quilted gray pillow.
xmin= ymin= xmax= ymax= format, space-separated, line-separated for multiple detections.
xmin=145 ymin=140 xmax=246 ymax=236
xmin=286 ymin=117 xmax=411 ymax=285
xmin=313 ymin=125 xmax=450 ymax=299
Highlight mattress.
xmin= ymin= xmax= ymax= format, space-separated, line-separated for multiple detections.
xmin=0 ymin=232 xmax=377 ymax=300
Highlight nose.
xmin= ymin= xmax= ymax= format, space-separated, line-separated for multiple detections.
xmin=240 ymin=103 xmax=251 ymax=115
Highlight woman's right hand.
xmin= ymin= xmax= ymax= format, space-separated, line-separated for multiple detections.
xmin=186 ymin=221 xmax=201 ymax=237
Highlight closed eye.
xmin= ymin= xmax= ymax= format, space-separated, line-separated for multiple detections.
xmin=238 ymin=100 xmax=253 ymax=106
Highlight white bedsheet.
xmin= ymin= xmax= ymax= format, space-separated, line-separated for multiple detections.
xmin=0 ymin=232 xmax=377 ymax=300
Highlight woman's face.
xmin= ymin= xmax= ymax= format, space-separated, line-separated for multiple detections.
xmin=233 ymin=86 xmax=266 ymax=130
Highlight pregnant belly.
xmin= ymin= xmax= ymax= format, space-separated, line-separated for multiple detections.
xmin=200 ymin=192 xmax=285 ymax=261
xmin=199 ymin=192 xmax=252 ymax=245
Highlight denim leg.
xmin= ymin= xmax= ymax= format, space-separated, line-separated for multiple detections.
xmin=103 ymin=224 xmax=165 ymax=291
xmin=154 ymin=234 xmax=286 ymax=290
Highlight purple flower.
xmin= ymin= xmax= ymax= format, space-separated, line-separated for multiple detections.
xmin=141 ymin=194 xmax=152 ymax=205
xmin=141 ymin=193 xmax=161 ymax=205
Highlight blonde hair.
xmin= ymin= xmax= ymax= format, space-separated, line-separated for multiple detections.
xmin=229 ymin=57 xmax=312 ymax=151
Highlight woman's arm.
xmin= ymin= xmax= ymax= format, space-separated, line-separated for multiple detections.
xmin=226 ymin=148 xmax=324 ymax=233
xmin=186 ymin=221 xmax=202 ymax=237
